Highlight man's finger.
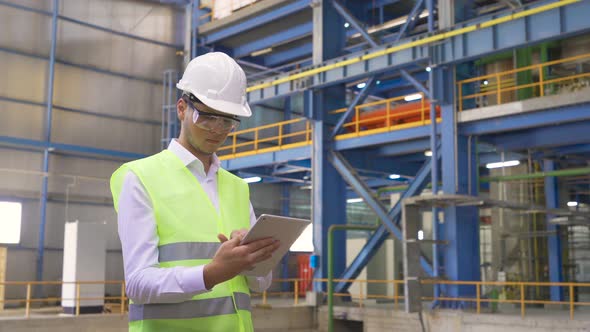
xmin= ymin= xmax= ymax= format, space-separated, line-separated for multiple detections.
xmin=218 ymin=234 xmax=229 ymax=243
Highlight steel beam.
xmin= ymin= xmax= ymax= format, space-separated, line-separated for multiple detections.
xmin=394 ymin=0 xmax=424 ymax=43
xmin=0 ymin=136 xmax=147 ymax=160
xmin=36 ymin=0 xmax=59 ymax=293
xmin=0 ymin=96 xmax=160 ymax=126
xmin=460 ymin=103 xmax=590 ymax=135
xmin=233 ymin=22 xmax=313 ymax=58
xmin=543 ymin=160 xmax=565 ymax=301
xmin=440 ymin=103 xmax=481 ymax=303
xmin=377 ymin=139 xmax=431 ymax=156
xmin=332 ymin=0 xmax=378 ymax=48
xmin=334 ymin=125 xmax=440 ymax=150
xmin=329 ymin=151 xmax=401 ymax=238
xmin=331 ymin=77 xmax=376 ymax=138
xmin=263 ymin=43 xmax=313 ymax=68
xmin=334 ymin=155 xmax=436 ymax=293
xmin=247 ymin=0 xmax=588 ymax=104
xmin=480 ymin=121 xmax=590 ymax=151
xmin=400 ymin=69 xmax=432 ymax=99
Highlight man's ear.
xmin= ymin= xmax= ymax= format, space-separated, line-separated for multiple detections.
xmin=177 ymin=98 xmax=186 ymax=122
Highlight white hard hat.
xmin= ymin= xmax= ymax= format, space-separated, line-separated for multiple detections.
xmin=176 ymin=52 xmax=252 ymax=117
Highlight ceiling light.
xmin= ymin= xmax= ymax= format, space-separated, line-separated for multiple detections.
xmin=389 ymin=174 xmax=401 ymax=180
xmin=344 ymin=22 xmax=350 ymax=28
xmin=418 ymin=230 xmax=424 ymax=240
xmin=567 ymin=201 xmax=578 ymax=207
xmin=485 ymin=160 xmax=520 ymax=169
xmin=483 ymin=80 xmax=489 ymax=86
xmin=347 ymin=198 xmax=363 ymax=203
xmin=357 ymin=82 xmax=366 ymax=89
xmin=250 ymin=48 xmax=272 ymax=57
xmin=376 ymin=80 xmax=381 ymax=85
xmin=426 ymin=66 xmax=432 ymax=72
xmin=404 ymin=93 xmax=423 ymax=102
xmin=243 ymin=176 xmax=262 ymax=183
xmin=424 ymin=150 xmax=433 ymax=157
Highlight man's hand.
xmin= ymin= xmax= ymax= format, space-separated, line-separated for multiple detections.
xmin=203 ymin=230 xmax=280 ymax=289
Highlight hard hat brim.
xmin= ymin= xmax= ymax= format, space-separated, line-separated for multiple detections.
xmin=177 ymin=84 xmax=252 ymax=118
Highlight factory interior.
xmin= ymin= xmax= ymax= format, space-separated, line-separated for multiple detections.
xmin=0 ymin=0 xmax=589 ymax=331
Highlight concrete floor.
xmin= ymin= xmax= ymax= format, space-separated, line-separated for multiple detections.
xmin=1 ymin=298 xmax=589 ymax=332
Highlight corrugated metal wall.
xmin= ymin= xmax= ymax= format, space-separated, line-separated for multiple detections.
xmin=0 ymin=0 xmax=183 ymax=301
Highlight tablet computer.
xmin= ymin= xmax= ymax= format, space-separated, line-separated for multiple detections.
xmin=240 ymin=214 xmax=311 ymax=277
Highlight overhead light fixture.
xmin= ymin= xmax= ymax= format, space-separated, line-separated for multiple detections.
xmin=567 ymin=201 xmax=579 ymax=207
xmin=483 ymin=80 xmax=489 ymax=86
xmin=404 ymin=93 xmax=423 ymax=102
xmin=376 ymin=80 xmax=381 ymax=85
xmin=243 ymin=176 xmax=262 ymax=183
xmin=424 ymin=150 xmax=433 ymax=157
xmin=426 ymin=66 xmax=432 ymax=72
xmin=485 ymin=160 xmax=520 ymax=169
xmin=356 ymin=82 xmax=366 ymax=89
xmin=344 ymin=22 xmax=350 ymax=28
xmin=250 ymin=48 xmax=272 ymax=57
xmin=389 ymin=174 xmax=401 ymax=180
xmin=347 ymin=198 xmax=363 ymax=203
xmin=350 ymin=10 xmax=429 ymax=39
xmin=418 ymin=230 xmax=424 ymax=240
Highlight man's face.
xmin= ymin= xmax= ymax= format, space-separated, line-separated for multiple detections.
xmin=178 ymin=99 xmax=237 ymax=155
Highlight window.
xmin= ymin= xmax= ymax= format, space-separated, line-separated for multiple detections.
xmin=0 ymin=201 xmax=22 ymax=244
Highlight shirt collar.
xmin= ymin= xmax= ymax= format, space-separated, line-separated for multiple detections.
xmin=167 ymin=139 xmax=221 ymax=175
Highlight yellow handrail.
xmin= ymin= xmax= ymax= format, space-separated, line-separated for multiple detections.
xmin=2 ymin=278 xmax=589 ymax=321
xmin=219 ymin=93 xmax=439 ymax=159
xmin=0 ymin=280 xmax=127 ymax=318
xmin=458 ymin=52 xmax=590 ymax=111
xmin=251 ymin=278 xmax=590 ymax=320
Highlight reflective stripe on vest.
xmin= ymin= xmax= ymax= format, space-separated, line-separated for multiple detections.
xmin=129 ymin=292 xmax=251 ymax=322
xmin=158 ymin=242 xmax=221 ymax=262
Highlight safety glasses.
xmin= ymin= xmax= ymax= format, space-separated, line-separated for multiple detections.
xmin=184 ymin=98 xmax=240 ymax=133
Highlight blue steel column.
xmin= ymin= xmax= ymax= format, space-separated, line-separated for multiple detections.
xmin=438 ymin=60 xmax=480 ymax=304
xmin=37 ymin=0 xmax=59 ymax=292
xmin=543 ymin=160 xmax=564 ymax=301
xmin=441 ymin=101 xmax=481 ymax=305
xmin=309 ymin=0 xmax=347 ymax=292
xmin=281 ymin=183 xmax=291 ymax=292
xmin=426 ymin=0 xmax=440 ymax=301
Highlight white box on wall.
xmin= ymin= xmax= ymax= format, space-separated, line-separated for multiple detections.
xmin=61 ymin=221 xmax=107 ymax=314
xmin=213 ymin=0 xmax=257 ymax=20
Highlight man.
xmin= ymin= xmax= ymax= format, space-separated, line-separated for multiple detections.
xmin=110 ymin=52 xmax=280 ymax=332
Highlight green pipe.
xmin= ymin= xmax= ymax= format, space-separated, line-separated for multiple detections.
xmin=481 ymin=167 xmax=590 ymax=183
xmin=328 ymin=224 xmax=378 ymax=332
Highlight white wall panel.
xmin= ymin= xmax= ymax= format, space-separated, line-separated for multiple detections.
xmin=0 ymin=53 xmax=47 ymax=104
xmin=0 ymin=149 xmax=43 ymax=196
xmin=52 ymin=63 xmax=162 ymax=122
xmin=0 ymin=6 xmax=51 ymax=56
xmin=60 ymin=0 xmax=181 ymax=45
xmin=51 ymin=110 xmax=160 ymax=154
xmin=1 ymin=0 xmax=51 ymax=11
xmin=0 ymin=101 xmax=45 ymax=141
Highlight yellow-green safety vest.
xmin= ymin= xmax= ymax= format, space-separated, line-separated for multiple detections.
xmin=110 ymin=149 xmax=253 ymax=332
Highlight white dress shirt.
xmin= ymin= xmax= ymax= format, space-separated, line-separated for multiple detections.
xmin=117 ymin=139 xmax=272 ymax=304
